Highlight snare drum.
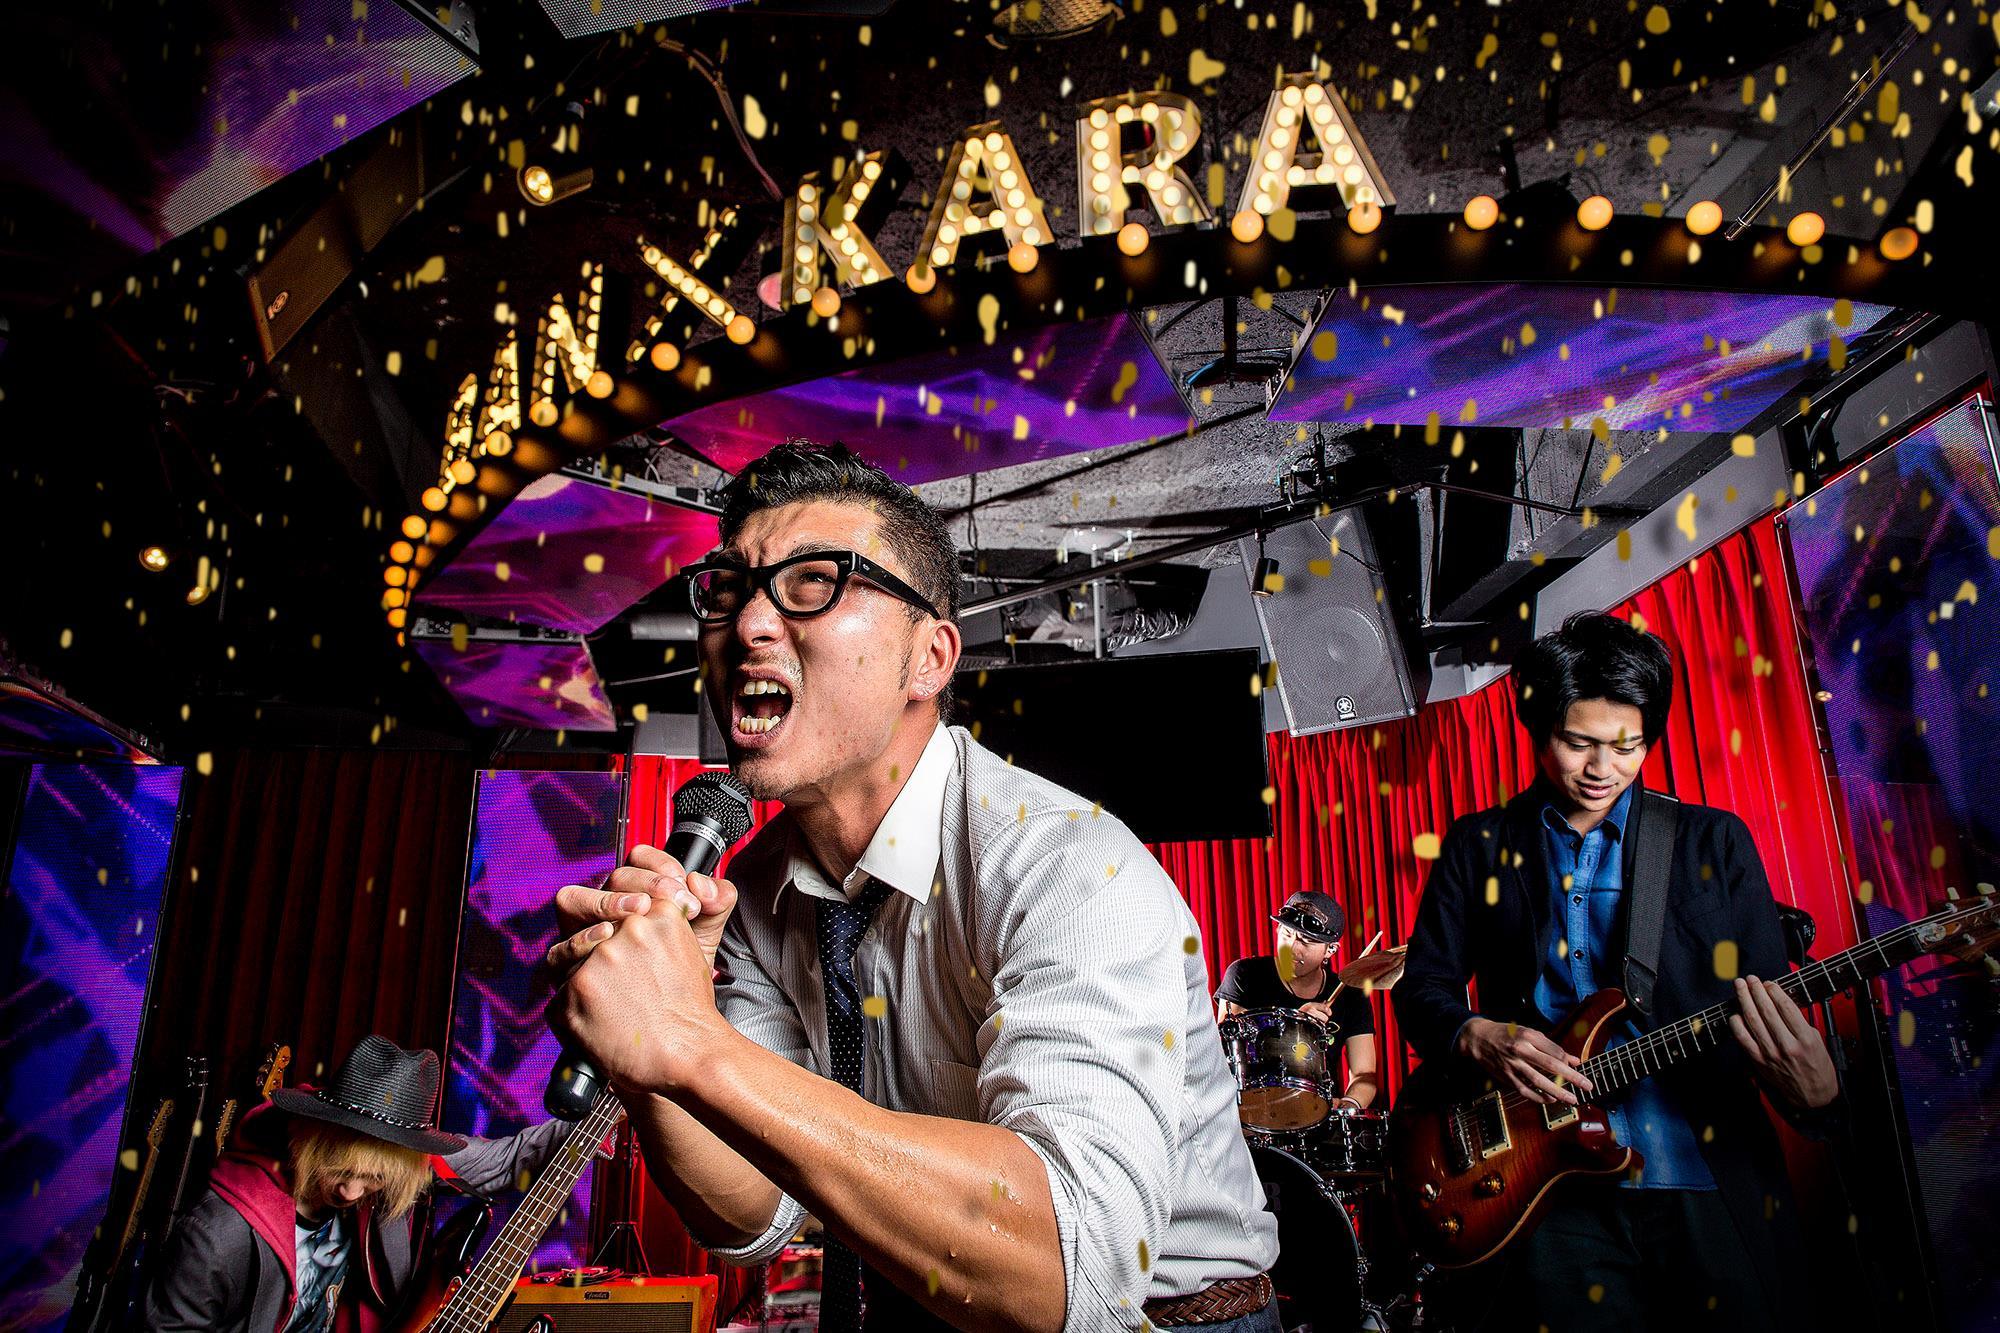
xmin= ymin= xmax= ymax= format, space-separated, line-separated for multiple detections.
xmin=1218 ymin=1008 xmax=1336 ymax=1133
xmin=1315 ymin=1107 xmax=1389 ymax=1180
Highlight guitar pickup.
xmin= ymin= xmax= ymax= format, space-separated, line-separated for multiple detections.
xmin=1544 ymin=1103 xmax=1579 ymax=1129
xmin=1473 ymin=1091 xmax=1512 ymax=1159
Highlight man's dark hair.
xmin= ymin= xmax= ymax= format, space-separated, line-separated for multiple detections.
xmin=1512 ymin=611 xmax=1674 ymax=747
xmin=716 ymin=439 xmax=960 ymax=719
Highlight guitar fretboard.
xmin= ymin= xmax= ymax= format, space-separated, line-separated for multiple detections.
xmin=1576 ymin=900 xmax=1991 ymax=1101
xmin=428 ymin=1090 xmax=623 ymax=1333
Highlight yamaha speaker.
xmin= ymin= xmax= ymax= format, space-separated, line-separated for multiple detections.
xmin=489 ymin=1277 xmax=715 ymax=1333
xmin=246 ymin=120 xmax=427 ymax=360
xmin=1239 ymin=511 xmax=1421 ymax=735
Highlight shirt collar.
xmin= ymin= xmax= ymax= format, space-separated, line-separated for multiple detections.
xmin=779 ymin=721 xmax=952 ymax=908
xmin=1540 ymin=781 xmax=1636 ymax=840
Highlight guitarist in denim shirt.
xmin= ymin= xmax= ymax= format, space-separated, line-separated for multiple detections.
xmin=1395 ymin=613 xmax=1840 ymax=1332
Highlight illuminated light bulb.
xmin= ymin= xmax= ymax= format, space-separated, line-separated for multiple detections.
xmin=389 ymin=541 xmax=414 ymax=564
xmin=450 ymin=459 xmax=477 ymax=486
xmin=811 ymin=286 xmax=842 ymax=317
xmin=649 ymin=342 xmax=681 ymax=372
xmin=421 ymin=487 xmax=447 ymax=512
xmin=401 ymin=515 xmax=428 ymax=540
xmin=726 ymin=314 xmax=757 ymax=345
xmin=1347 ymin=200 xmax=1384 ymax=235
xmin=1230 ymin=209 xmax=1266 ymax=243
xmin=137 ymin=545 xmax=170 ymax=572
xmin=1786 ymin=211 xmax=1826 ymax=247
xmin=386 ymin=607 xmax=407 ymax=629
xmin=1117 ymin=222 xmax=1150 ymax=256
xmin=1007 ymin=241 xmax=1040 ymax=273
xmin=906 ymin=264 xmax=937 ymax=294
xmin=1684 ymin=200 xmax=1724 ymax=236
xmin=383 ymin=587 xmax=406 ymax=609
xmin=483 ymin=431 xmax=512 ymax=457
xmin=1577 ymin=195 xmax=1614 ymax=231
xmin=529 ymin=400 xmax=559 ymax=428
xmin=385 ymin=566 xmax=407 ymax=587
xmin=1463 ymin=195 xmax=1499 ymax=230
xmin=521 ymin=165 xmax=554 ymax=203
xmin=1879 ymin=226 xmax=1919 ymax=261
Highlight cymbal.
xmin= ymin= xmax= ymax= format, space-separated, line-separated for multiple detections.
xmin=1337 ymin=944 xmax=1408 ymax=990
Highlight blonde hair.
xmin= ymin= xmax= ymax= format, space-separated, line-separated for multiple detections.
xmin=288 ymin=1119 xmax=434 ymax=1221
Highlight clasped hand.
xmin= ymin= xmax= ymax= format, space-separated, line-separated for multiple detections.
xmin=542 ymin=844 xmax=740 ymax=1096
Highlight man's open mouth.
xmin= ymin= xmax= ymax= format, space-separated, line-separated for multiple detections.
xmin=733 ymin=676 xmax=795 ymax=739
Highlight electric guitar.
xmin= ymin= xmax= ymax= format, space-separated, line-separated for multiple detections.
xmin=158 ymin=1056 xmax=209 ymax=1248
xmin=73 ymin=1095 xmax=175 ymax=1332
xmin=1387 ymin=891 xmax=2000 ymax=1268
xmin=212 ymin=1041 xmax=292 ymax=1157
xmin=394 ymin=1090 xmax=623 ymax=1331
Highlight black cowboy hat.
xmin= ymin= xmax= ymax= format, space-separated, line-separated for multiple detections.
xmin=269 ymin=1035 xmax=467 ymax=1155
xmin=1271 ymin=890 xmax=1345 ymax=945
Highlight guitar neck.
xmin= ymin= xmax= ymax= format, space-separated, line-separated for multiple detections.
xmin=440 ymin=1091 xmax=623 ymax=1325
xmin=1578 ymin=901 xmax=1988 ymax=1100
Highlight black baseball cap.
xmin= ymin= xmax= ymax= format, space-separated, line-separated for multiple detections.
xmin=1271 ymin=890 xmax=1345 ymax=944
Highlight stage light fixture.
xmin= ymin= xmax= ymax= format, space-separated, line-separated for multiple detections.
xmin=1577 ymin=195 xmax=1614 ymax=231
xmin=1463 ymin=195 xmax=1499 ymax=230
xmin=1251 ymin=535 xmax=1281 ymax=598
xmin=1117 ymin=222 xmax=1151 ymax=256
xmin=137 ymin=546 xmax=170 ymax=572
xmin=518 ymin=163 xmax=594 ymax=207
xmin=1229 ymin=210 xmax=1265 ymax=243
xmin=1879 ymin=226 xmax=1919 ymax=261
xmin=1685 ymin=200 xmax=1723 ymax=236
xmin=1786 ymin=211 xmax=1826 ymax=247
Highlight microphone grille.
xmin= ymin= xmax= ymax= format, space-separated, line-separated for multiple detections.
xmin=673 ymin=771 xmax=756 ymax=845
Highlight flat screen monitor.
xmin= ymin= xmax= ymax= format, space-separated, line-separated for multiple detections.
xmin=953 ymin=648 xmax=1271 ymax=844
xmin=664 ymin=312 xmax=1192 ymax=486
xmin=1269 ymin=284 xmax=1893 ymax=433
xmin=411 ymin=472 xmax=719 ymax=636
xmin=0 ymin=675 xmax=159 ymax=764
xmin=412 ymin=636 xmax=618 ymax=732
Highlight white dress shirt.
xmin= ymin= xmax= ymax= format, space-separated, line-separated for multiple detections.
xmin=707 ymin=724 xmax=1278 ymax=1333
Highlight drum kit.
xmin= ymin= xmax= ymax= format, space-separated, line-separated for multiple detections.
xmin=1218 ymin=944 xmax=1419 ymax=1333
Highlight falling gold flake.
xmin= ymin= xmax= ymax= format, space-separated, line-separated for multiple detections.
xmin=1183 ymin=936 xmax=1199 ymax=956
xmin=1413 ymin=832 xmax=1442 ymax=860
xmin=742 ymin=95 xmax=767 ymax=138
xmin=1713 ymin=939 xmax=1739 ymax=980
xmin=862 ymin=995 xmax=888 ymax=1019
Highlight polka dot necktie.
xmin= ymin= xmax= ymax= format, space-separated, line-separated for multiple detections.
xmin=815 ymin=878 xmax=895 ymax=1332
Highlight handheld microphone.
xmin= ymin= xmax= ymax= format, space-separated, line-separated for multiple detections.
xmin=546 ymin=771 xmax=757 ymax=1121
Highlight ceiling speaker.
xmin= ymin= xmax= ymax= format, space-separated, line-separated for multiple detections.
xmin=1240 ymin=511 xmax=1419 ymax=734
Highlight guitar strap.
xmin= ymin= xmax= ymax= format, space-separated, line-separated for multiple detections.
xmin=1621 ymin=790 xmax=1680 ymax=1019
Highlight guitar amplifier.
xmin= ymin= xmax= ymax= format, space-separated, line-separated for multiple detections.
xmin=489 ymin=1276 xmax=717 ymax=1333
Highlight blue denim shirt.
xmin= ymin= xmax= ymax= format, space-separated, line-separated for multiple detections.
xmin=1534 ymin=785 xmax=1715 ymax=1190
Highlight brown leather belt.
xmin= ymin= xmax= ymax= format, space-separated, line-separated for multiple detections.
xmin=1142 ymin=1272 xmax=1273 ymax=1327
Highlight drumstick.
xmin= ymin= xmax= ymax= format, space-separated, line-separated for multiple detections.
xmin=1325 ymin=931 xmax=1386 ymax=1007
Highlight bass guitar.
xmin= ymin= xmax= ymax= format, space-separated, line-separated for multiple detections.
xmin=1388 ymin=891 xmax=2000 ymax=1268
xmin=394 ymin=1089 xmax=623 ymax=1331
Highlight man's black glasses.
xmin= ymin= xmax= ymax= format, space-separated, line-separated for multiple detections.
xmin=685 ymin=549 xmax=943 ymax=624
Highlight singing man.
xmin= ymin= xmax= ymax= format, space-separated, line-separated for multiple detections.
xmin=544 ymin=442 xmax=1279 ymax=1333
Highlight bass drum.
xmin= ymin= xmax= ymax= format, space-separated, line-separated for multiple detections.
xmin=1250 ymin=1143 xmax=1362 ymax=1333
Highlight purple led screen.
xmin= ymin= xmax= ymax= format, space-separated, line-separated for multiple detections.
xmin=0 ymin=763 xmax=184 ymax=1332
xmin=0 ymin=679 xmax=156 ymax=764
xmin=413 ymin=473 xmax=719 ymax=635
xmin=444 ymin=769 xmax=625 ymax=1271
xmin=413 ymin=637 xmax=618 ymax=732
xmin=665 ymin=313 xmax=1194 ymax=485
xmin=5 ymin=0 xmax=472 ymax=254
xmin=1783 ymin=396 xmax=2000 ymax=1328
xmin=1270 ymin=284 xmax=1891 ymax=433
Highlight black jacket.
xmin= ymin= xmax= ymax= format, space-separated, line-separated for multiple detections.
xmin=1394 ymin=783 xmax=1821 ymax=1313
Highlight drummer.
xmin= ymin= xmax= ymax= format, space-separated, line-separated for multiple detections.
xmin=1215 ymin=890 xmax=1381 ymax=1110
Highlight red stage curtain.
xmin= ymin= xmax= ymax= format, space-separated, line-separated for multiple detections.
xmin=141 ymin=748 xmax=482 ymax=1097
xmin=1154 ymin=517 xmax=1856 ymax=1105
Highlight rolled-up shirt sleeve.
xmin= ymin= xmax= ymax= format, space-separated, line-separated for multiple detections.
xmin=974 ymin=830 xmax=1188 ymax=1333
xmin=704 ymin=910 xmax=813 ymax=1267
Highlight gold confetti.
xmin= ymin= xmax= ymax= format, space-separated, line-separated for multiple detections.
xmin=1485 ymin=876 xmax=1501 ymax=906
xmin=1413 ymin=832 xmax=1442 ymax=860
xmin=862 ymin=995 xmax=888 ymax=1019
xmin=1137 ymin=1238 xmax=1153 ymax=1272
xmin=1183 ymin=936 xmax=1199 ymax=955
xmin=1713 ymin=939 xmax=1740 ymax=980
